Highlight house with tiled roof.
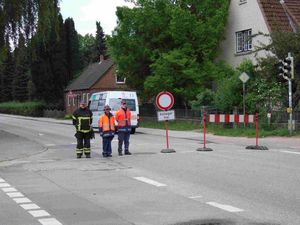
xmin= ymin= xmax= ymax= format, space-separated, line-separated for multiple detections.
xmin=64 ymin=56 xmax=128 ymax=114
xmin=218 ymin=0 xmax=300 ymax=67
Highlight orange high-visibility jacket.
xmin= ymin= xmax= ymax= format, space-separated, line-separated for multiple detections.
xmin=115 ymin=108 xmax=131 ymax=127
xmin=98 ymin=114 xmax=115 ymax=132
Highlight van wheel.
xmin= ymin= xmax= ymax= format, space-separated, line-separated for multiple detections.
xmin=130 ymin=128 xmax=136 ymax=134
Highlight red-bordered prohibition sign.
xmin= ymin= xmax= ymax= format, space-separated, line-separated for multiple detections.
xmin=155 ymin=91 xmax=174 ymax=111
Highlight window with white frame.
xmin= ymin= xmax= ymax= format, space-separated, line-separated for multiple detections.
xmin=115 ymin=69 xmax=126 ymax=84
xmin=236 ymin=29 xmax=252 ymax=53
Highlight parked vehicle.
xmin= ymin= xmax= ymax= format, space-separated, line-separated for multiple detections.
xmin=89 ymin=91 xmax=139 ymax=134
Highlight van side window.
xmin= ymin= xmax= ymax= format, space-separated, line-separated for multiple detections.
xmin=89 ymin=99 xmax=105 ymax=111
xmin=109 ymin=98 xmax=136 ymax=111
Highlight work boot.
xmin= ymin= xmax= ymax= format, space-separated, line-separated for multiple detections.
xmin=85 ymin=154 xmax=91 ymax=158
xmin=77 ymin=154 xmax=82 ymax=159
xmin=125 ymin=151 xmax=132 ymax=155
xmin=118 ymin=151 xmax=123 ymax=156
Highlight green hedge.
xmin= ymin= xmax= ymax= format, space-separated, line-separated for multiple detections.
xmin=0 ymin=101 xmax=46 ymax=117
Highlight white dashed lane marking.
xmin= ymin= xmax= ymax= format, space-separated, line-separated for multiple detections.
xmin=281 ymin=150 xmax=300 ymax=155
xmin=38 ymin=218 xmax=63 ymax=225
xmin=132 ymin=176 xmax=245 ymax=214
xmin=133 ymin=177 xmax=167 ymax=187
xmin=6 ymin=192 xmax=24 ymax=197
xmin=188 ymin=195 xmax=203 ymax=199
xmin=13 ymin=197 xmax=32 ymax=204
xmin=0 ymin=183 xmax=10 ymax=188
xmin=2 ymin=187 xmax=17 ymax=192
xmin=0 ymin=176 xmax=63 ymax=225
xmin=206 ymin=201 xmax=244 ymax=213
xmin=28 ymin=210 xmax=50 ymax=218
xmin=20 ymin=203 xmax=40 ymax=210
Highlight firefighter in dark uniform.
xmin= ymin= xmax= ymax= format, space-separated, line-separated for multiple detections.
xmin=72 ymin=101 xmax=93 ymax=158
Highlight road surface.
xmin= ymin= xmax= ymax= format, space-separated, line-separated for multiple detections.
xmin=0 ymin=114 xmax=299 ymax=225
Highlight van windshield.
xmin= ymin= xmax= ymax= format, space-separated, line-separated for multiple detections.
xmin=109 ymin=98 xmax=136 ymax=111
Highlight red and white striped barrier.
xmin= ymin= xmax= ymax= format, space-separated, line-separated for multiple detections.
xmin=197 ymin=113 xmax=267 ymax=151
xmin=208 ymin=114 xmax=255 ymax=123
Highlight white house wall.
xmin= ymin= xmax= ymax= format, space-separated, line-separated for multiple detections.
xmin=217 ymin=0 xmax=272 ymax=67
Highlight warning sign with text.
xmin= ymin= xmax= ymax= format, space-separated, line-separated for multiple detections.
xmin=157 ymin=110 xmax=175 ymax=121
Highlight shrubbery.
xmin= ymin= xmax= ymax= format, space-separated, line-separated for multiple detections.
xmin=0 ymin=101 xmax=46 ymax=117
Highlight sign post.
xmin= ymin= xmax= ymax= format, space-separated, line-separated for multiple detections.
xmin=155 ymin=91 xmax=175 ymax=153
xmin=239 ymin=72 xmax=250 ymax=127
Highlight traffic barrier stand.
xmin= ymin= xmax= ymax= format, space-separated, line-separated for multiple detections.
xmin=161 ymin=120 xmax=176 ymax=153
xmin=245 ymin=113 xmax=268 ymax=150
xmin=198 ymin=113 xmax=268 ymax=151
xmin=197 ymin=112 xmax=213 ymax=151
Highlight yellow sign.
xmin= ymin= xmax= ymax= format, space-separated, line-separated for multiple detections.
xmin=287 ymin=107 xmax=292 ymax=113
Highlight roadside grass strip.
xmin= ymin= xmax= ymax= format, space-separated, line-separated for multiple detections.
xmin=206 ymin=201 xmax=244 ymax=213
xmin=0 ymin=176 xmax=63 ymax=225
xmin=133 ymin=176 xmax=167 ymax=187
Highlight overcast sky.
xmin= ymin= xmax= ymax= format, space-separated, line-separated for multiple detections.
xmin=60 ymin=0 xmax=134 ymax=36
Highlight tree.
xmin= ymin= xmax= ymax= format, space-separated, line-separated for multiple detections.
xmin=13 ymin=34 xmax=30 ymax=101
xmin=94 ymin=21 xmax=107 ymax=60
xmin=64 ymin=17 xmax=80 ymax=83
xmin=269 ymin=31 xmax=300 ymax=108
xmin=31 ymin=13 xmax=68 ymax=107
xmin=78 ymin=34 xmax=96 ymax=69
xmin=0 ymin=44 xmax=14 ymax=102
xmin=108 ymin=0 xmax=230 ymax=105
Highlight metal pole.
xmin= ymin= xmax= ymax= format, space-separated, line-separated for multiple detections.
xmin=243 ymin=83 xmax=246 ymax=127
xmin=288 ymin=78 xmax=293 ymax=135
xmin=203 ymin=112 xmax=206 ymax=149
xmin=165 ymin=120 xmax=169 ymax=149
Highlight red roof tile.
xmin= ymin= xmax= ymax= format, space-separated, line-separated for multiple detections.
xmin=259 ymin=0 xmax=292 ymax=32
xmin=284 ymin=0 xmax=300 ymax=27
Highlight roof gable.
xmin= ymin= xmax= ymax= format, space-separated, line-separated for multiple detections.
xmin=66 ymin=59 xmax=114 ymax=91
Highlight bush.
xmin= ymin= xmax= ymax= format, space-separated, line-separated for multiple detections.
xmin=0 ymin=101 xmax=46 ymax=117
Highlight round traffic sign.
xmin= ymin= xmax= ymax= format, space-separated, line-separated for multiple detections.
xmin=155 ymin=91 xmax=174 ymax=111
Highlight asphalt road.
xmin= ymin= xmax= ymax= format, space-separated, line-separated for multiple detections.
xmin=0 ymin=114 xmax=300 ymax=225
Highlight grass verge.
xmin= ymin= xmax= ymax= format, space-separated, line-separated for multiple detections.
xmin=139 ymin=119 xmax=299 ymax=137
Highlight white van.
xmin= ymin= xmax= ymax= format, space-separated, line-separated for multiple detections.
xmin=89 ymin=91 xmax=139 ymax=134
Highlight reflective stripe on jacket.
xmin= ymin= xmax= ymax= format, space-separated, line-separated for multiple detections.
xmin=115 ymin=108 xmax=131 ymax=127
xmin=72 ymin=108 xmax=93 ymax=133
xmin=98 ymin=114 xmax=115 ymax=132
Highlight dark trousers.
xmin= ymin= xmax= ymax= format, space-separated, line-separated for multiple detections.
xmin=118 ymin=132 xmax=130 ymax=152
xmin=102 ymin=136 xmax=113 ymax=155
xmin=76 ymin=132 xmax=91 ymax=155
